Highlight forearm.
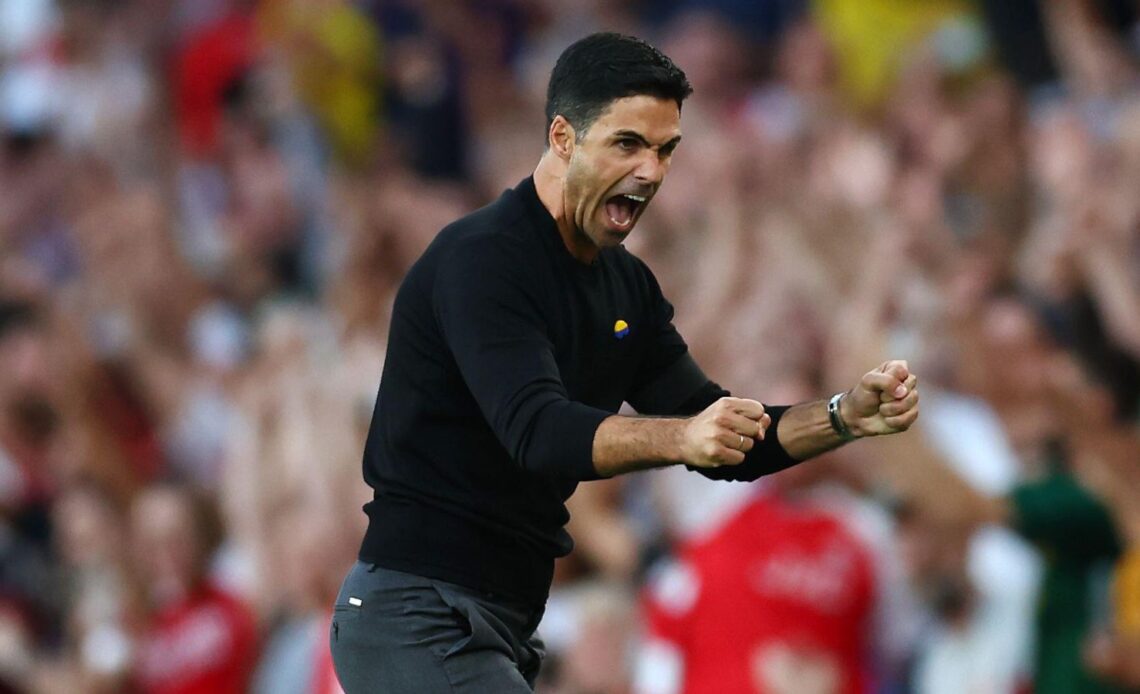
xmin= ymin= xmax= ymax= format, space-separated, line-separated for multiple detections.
xmin=1082 ymin=245 xmax=1140 ymax=357
xmin=774 ymin=399 xmax=852 ymax=461
xmin=780 ymin=362 xmax=920 ymax=461
xmin=592 ymin=393 xmax=783 ymax=477
xmin=565 ymin=479 xmax=640 ymax=579
xmin=592 ymin=415 xmax=687 ymax=477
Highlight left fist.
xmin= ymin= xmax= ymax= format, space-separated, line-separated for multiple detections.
xmin=841 ymin=360 xmax=919 ymax=438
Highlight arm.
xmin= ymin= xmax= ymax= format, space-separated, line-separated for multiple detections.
xmin=1079 ymin=239 xmax=1140 ymax=359
xmin=592 ymin=397 xmax=771 ymax=477
xmin=591 ymin=358 xmax=921 ymax=478
xmin=603 ymin=358 xmax=924 ymax=481
xmin=565 ymin=478 xmax=640 ymax=579
xmin=622 ymin=259 xmax=920 ymax=477
xmin=778 ymin=360 xmax=921 ymax=460
xmin=435 ymin=240 xmax=769 ymax=480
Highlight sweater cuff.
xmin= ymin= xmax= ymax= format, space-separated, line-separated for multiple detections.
xmin=689 ymin=404 xmax=797 ymax=482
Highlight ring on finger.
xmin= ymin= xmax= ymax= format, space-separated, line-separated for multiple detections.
xmin=738 ymin=434 xmax=745 ymax=450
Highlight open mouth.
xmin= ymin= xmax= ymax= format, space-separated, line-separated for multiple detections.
xmin=605 ymin=193 xmax=647 ymax=231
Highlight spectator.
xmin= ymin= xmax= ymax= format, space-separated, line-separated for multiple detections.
xmin=636 ymin=458 xmax=918 ymax=694
xmin=128 ymin=484 xmax=258 ymax=694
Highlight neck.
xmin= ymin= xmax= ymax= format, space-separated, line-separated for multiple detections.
xmin=533 ymin=152 xmax=598 ymax=264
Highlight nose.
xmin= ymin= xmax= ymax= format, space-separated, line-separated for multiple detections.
xmin=633 ymin=151 xmax=668 ymax=186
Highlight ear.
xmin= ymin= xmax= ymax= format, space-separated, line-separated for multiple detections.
xmin=548 ymin=115 xmax=576 ymax=161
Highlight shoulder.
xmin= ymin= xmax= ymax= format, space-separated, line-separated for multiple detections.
xmin=401 ymin=189 xmax=536 ymax=294
xmin=602 ymin=245 xmax=665 ymax=294
xmin=432 ymin=192 xmax=537 ymax=272
xmin=605 ymin=244 xmax=654 ymax=275
xmin=435 ymin=226 xmax=536 ymax=288
xmin=427 ymin=203 xmax=550 ymax=318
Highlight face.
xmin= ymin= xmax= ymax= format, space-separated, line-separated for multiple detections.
xmin=130 ymin=489 xmax=204 ymax=606
xmin=561 ymin=95 xmax=682 ymax=255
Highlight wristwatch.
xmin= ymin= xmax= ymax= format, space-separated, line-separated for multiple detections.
xmin=827 ymin=392 xmax=856 ymax=442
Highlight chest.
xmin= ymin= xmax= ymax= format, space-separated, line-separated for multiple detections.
xmin=545 ymin=264 xmax=650 ymax=410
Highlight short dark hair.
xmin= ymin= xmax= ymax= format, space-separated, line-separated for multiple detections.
xmin=545 ymin=33 xmax=692 ymax=141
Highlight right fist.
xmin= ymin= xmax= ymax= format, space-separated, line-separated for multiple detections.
xmin=681 ymin=397 xmax=770 ymax=468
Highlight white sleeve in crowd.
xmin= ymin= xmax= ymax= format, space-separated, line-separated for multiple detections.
xmin=633 ymin=558 xmax=701 ymax=694
xmin=918 ymin=389 xmax=1021 ymax=496
xmin=632 ymin=639 xmax=684 ymax=694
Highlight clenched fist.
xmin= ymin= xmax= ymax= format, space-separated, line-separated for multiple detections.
xmin=840 ymin=360 xmax=920 ymax=438
xmin=682 ymin=397 xmax=771 ymax=468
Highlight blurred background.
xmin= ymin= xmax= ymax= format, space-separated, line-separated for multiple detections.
xmin=1 ymin=0 xmax=1139 ymax=692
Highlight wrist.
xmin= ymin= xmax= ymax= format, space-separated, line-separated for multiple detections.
xmin=828 ymin=391 xmax=858 ymax=442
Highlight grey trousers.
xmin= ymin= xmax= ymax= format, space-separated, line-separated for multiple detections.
xmin=329 ymin=561 xmax=546 ymax=693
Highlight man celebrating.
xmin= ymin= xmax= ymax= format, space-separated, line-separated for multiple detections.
xmin=330 ymin=32 xmax=919 ymax=693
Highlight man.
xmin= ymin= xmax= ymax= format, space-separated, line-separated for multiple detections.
xmin=330 ymin=32 xmax=919 ymax=693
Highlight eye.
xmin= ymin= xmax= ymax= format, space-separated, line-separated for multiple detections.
xmin=617 ymin=138 xmax=639 ymax=152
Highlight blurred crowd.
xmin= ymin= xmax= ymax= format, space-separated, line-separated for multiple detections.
xmin=1 ymin=0 xmax=1139 ymax=692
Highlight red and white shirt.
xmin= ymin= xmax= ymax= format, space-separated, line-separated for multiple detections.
xmin=133 ymin=582 xmax=258 ymax=694
xmin=638 ymin=491 xmax=883 ymax=694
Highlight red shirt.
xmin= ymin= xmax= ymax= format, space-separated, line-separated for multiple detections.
xmin=642 ymin=493 xmax=877 ymax=694
xmin=172 ymin=12 xmax=256 ymax=156
xmin=134 ymin=582 xmax=258 ymax=694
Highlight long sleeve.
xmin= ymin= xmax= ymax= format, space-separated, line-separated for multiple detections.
xmin=677 ymin=382 xmax=797 ymax=482
xmin=434 ymin=237 xmax=610 ymax=481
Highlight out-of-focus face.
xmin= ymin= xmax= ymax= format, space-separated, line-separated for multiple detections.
xmin=54 ymin=486 xmax=124 ymax=569
xmin=0 ymin=324 xmax=51 ymax=404
xmin=980 ymin=299 xmax=1052 ymax=395
xmin=562 ymin=95 xmax=682 ymax=258
xmin=130 ymin=489 xmax=203 ymax=607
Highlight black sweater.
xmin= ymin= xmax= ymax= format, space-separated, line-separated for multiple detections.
xmin=358 ymin=177 xmax=799 ymax=605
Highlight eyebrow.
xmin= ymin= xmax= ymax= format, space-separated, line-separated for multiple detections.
xmin=613 ymin=130 xmax=683 ymax=150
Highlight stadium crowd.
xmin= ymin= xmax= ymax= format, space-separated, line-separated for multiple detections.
xmin=0 ymin=0 xmax=1139 ymax=692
